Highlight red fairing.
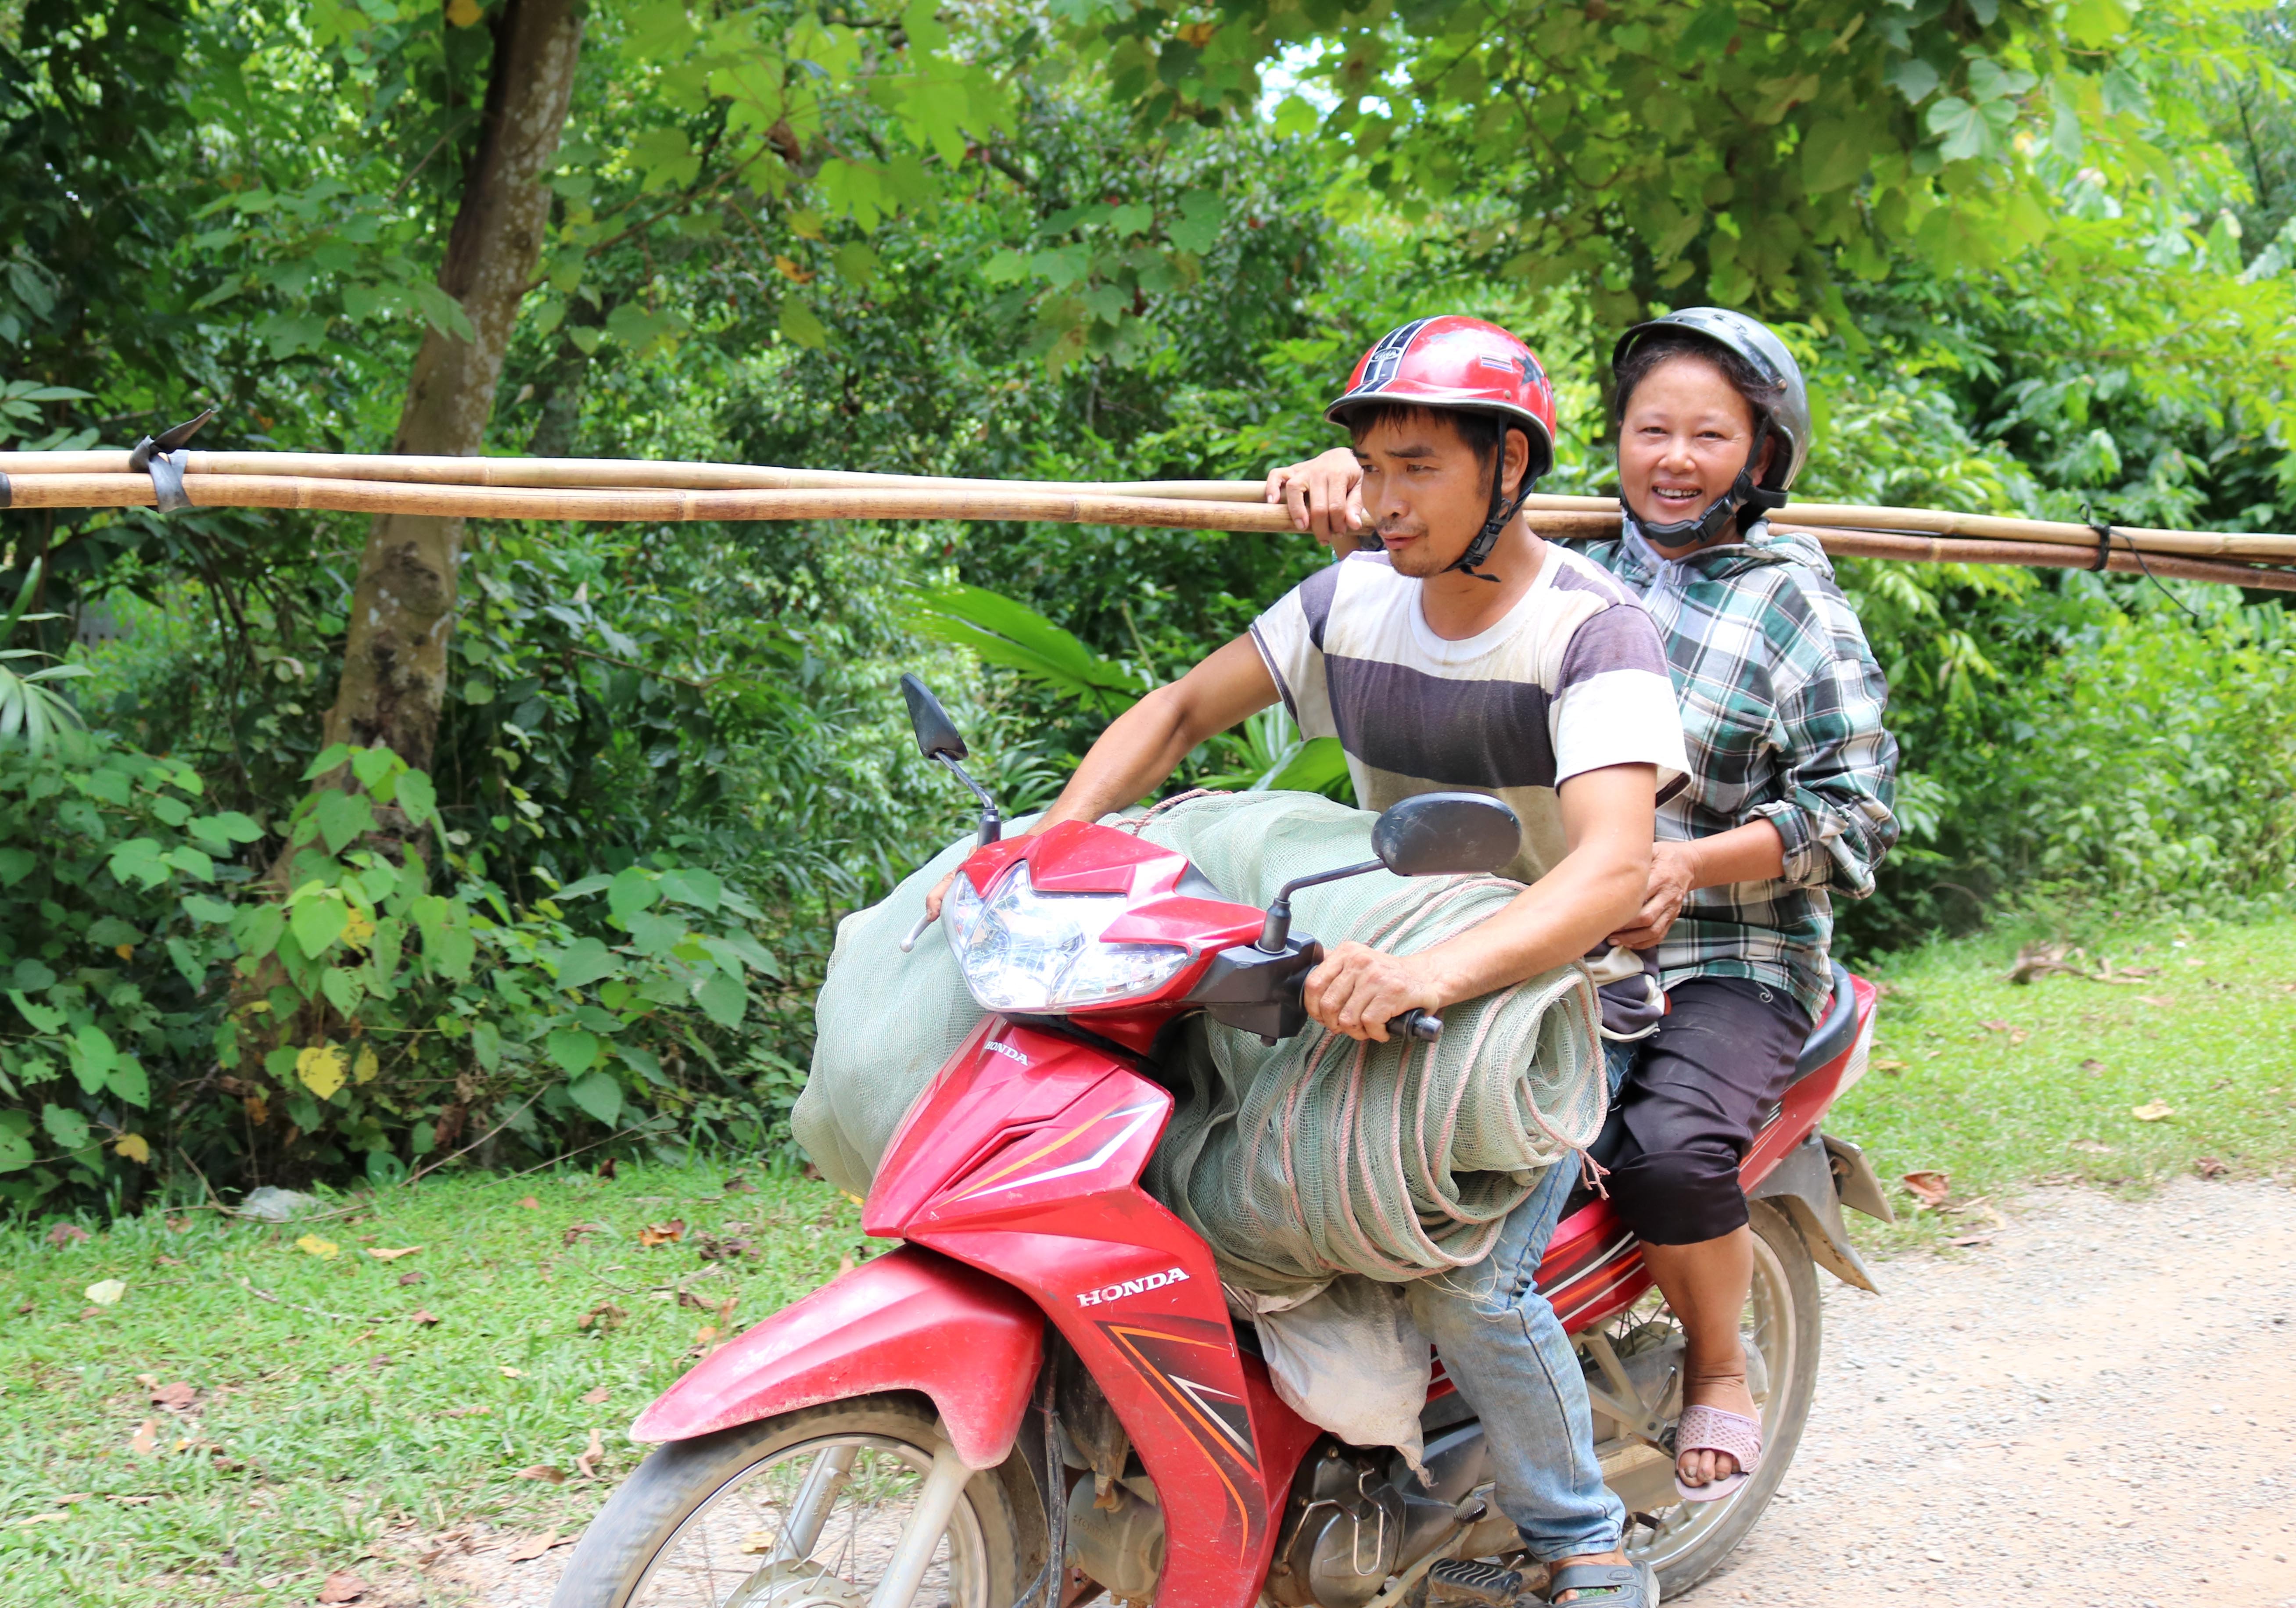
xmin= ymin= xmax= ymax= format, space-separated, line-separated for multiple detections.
xmin=869 ymin=1023 xmax=1319 ymax=1608
xmin=628 ymin=1244 xmax=1044 ymax=1471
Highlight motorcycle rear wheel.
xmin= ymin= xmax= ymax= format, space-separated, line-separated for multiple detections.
xmin=551 ymin=1394 xmax=1037 ymax=1608
xmin=1608 ymin=1199 xmax=1822 ymax=1598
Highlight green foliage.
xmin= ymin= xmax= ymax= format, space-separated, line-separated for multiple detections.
xmin=0 ymin=732 xmax=799 ymax=1210
xmin=1065 ymin=0 xmax=2264 ymax=324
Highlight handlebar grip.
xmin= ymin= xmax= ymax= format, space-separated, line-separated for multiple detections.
xmin=1388 ymin=1008 xmax=1443 ymax=1043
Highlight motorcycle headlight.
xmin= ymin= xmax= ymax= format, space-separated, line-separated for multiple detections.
xmin=944 ymin=861 xmax=1189 ymax=1012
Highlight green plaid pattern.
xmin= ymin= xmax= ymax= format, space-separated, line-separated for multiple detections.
xmin=1575 ymin=522 xmax=1901 ymax=1022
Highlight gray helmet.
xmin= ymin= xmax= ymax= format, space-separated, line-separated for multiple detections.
xmin=1613 ymin=308 xmax=1810 ymax=490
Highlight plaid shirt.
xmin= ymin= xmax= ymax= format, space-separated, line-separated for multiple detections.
xmin=1573 ymin=520 xmax=1901 ymax=1023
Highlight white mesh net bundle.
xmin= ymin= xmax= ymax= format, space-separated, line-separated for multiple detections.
xmin=792 ymin=792 xmax=1607 ymax=1297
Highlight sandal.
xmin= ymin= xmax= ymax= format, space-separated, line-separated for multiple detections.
xmin=1671 ymin=1401 xmax=1761 ymax=1503
xmin=1544 ymin=1561 xmax=1659 ymax=1605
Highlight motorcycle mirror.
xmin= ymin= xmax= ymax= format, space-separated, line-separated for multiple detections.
xmin=1371 ymin=792 xmax=1521 ymax=878
xmin=900 ymin=674 xmax=969 ymax=762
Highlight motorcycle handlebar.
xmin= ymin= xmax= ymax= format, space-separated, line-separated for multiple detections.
xmin=1388 ymin=1008 xmax=1443 ymax=1042
xmin=1296 ymin=943 xmax=1442 ymax=1042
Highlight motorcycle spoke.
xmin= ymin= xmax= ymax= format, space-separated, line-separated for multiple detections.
xmin=624 ymin=1433 xmax=984 ymax=1608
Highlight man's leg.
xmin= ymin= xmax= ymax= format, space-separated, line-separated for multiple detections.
xmin=1406 ymin=1154 xmax=1629 ymax=1601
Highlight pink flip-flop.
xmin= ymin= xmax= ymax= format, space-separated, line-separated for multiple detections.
xmin=1672 ymin=1402 xmax=1761 ymax=1503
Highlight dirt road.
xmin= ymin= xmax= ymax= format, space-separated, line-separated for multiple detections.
xmin=458 ymin=1178 xmax=2296 ymax=1607
xmin=1704 ymin=1176 xmax=2296 ymax=1606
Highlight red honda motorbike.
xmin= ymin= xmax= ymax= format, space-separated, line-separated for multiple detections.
xmin=555 ymin=678 xmax=1893 ymax=1608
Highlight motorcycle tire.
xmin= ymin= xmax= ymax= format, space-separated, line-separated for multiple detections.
xmin=551 ymin=1393 xmax=1042 ymax=1608
xmin=1634 ymin=1200 xmax=1823 ymax=1600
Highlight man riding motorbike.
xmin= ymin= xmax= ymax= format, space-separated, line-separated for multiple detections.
xmin=1264 ymin=309 xmax=1900 ymax=1502
xmin=926 ymin=315 xmax=1687 ymax=1605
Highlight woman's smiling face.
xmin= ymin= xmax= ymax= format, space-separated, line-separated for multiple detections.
xmin=1617 ymin=353 xmax=1771 ymax=553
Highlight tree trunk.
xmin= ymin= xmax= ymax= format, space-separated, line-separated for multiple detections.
xmin=324 ymin=0 xmax=584 ymax=770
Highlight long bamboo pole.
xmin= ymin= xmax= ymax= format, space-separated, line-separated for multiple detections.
xmin=0 ymin=472 xmax=1323 ymax=531
xmin=0 ymin=451 xmax=1259 ymax=504
xmin=11 ymin=458 xmax=2296 ymax=581
xmin=1789 ymin=525 xmax=2296 ymax=594
xmin=8 ymin=447 xmax=2294 ymax=562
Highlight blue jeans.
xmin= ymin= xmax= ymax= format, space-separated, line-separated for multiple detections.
xmin=1403 ymin=1149 xmax=1625 ymax=1563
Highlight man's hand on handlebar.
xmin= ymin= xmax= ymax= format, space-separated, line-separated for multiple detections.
xmin=1263 ymin=448 xmax=1369 ymax=549
xmin=1303 ymin=940 xmax=1444 ymax=1043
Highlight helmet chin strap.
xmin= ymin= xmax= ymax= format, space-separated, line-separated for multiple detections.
xmin=1633 ymin=418 xmax=1786 ymax=549
xmin=1445 ymin=424 xmax=1535 ymax=583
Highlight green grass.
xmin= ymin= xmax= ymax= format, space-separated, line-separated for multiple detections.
xmin=1841 ymin=910 xmax=2296 ymax=1248
xmin=5 ymin=914 xmax=2293 ymax=1606
xmin=0 ymin=1163 xmax=867 ymax=1607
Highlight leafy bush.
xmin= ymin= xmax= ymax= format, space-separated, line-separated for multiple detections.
xmin=0 ymin=732 xmax=798 ymax=1211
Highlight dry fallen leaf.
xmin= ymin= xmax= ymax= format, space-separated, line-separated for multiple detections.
xmin=409 ymin=1308 xmax=441 ymax=1326
xmin=295 ymin=1234 xmax=341 ymax=1260
xmin=398 ymin=1271 xmax=423 ymax=1286
xmin=84 ymin=1279 xmax=126 ymax=1307
xmin=499 ymin=1366 xmax=524 ymax=1379
xmin=2136 ymin=996 xmax=2176 ymax=1009
xmin=1948 ymin=1233 xmax=1995 ymax=1248
xmin=2008 ymin=1029 xmax=2028 ymax=1046
xmin=723 ymin=1176 xmax=758 ymax=1195
xmin=1978 ymin=1019 xmax=2012 ymax=1032
xmin=514 ymin=1465 xmax=568 ymax=1484
xmin=2068 ymin=1138 xmax=2115 ymax=1153
xmin=365 ymin=1246 xmax=422 ymax=1261
xmin=47 ymin=1224 xmax=89 ymax=1248
xmin=637 ymin=1219 xmax=686 ymax=1248
xmin=316 ymin=1570 xmax=368 ymax=1603
xmin=2195 ymin=1156 xmax=2230 ymax=1179
xmin=503 ymin=1530 xmax=561 ymax=1563
xmin=1900 ymin=1170 xmax=1951 ymax=1207
xmin=577 ymin=1302 xmax=627 ymax=1333
xmin=1871 ymin=1058 xmax=1908 ymax=1076
xmin=2131 ymin=1101 xmax=2176 ymax=1122
xmin=518 ymin=1195 xmax=541 ymax=1210
xmin=2080 ymin=1058 xmax=2107 ymax=1075
xmin=151 ymin=1382 xmax=196 ymax=1412
xmin=55 ymin=1493 xmax=89 ymax=1506
xmin=580 ymin=1385 xmax=612 ymax=1405
xmin=575 ymin=1426 xmax=606 ymax=1480
xmin=562 ymin=1221 xmax=608 ymax=1246
xmin=439 ymin=1405 xmax=491 ymax=1418
xmin=129 ymin=1418 xmax=159 ymax=1456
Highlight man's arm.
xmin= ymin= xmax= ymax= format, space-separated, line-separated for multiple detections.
xmin=924 ymin=636 xmax=1279 ymax=917
xmin=1263 ymin=447 xmax=1368 ymax=548
xmin=1303 ymin=763 xmax=1657 ymax=1041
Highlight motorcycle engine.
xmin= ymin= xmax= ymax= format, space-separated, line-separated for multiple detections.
xmin=1269 ymin=1426 xmax=1492 ymax=1608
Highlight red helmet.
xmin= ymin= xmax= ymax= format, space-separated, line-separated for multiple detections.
xmin=1325 ymin=316 xmax=1558 ymax=483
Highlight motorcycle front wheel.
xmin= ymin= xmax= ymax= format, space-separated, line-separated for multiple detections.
xmin=551 ymin=1394 xmax=1040 ymax=1608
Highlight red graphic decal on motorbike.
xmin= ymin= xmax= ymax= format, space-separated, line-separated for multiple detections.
xmin=949 ymin=1095 xmax=1166 ymax=1202
xmin=1097 ymin=1314 xmax=1265 ymax=1553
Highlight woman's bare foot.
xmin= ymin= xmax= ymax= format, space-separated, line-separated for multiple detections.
xmin=1676 ymin=1350 xmax=1758 ymax=1487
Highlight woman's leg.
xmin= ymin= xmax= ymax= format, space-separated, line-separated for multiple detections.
xmin=1594 ymin=978 xmax=1811 ymax=1488
xmin=1637 ymin=1231 xmax=1756 ymax=1486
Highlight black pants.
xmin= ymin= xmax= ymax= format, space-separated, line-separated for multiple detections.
xmin=1592 ymin=977 xmax=1812 ymax=1246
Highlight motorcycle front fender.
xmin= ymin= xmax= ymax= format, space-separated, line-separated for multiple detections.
xmin=628 ymin=1243 xmax=1044 ymax=1469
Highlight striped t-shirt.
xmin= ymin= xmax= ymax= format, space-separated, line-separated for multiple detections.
xmin=1250 ymin=545 xmax=1690 ymax=1030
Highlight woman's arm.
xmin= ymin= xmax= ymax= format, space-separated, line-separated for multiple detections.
xmin=1607 ymin=821 xmax=1784 ymax=950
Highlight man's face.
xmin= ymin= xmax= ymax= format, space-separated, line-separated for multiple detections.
xmin=1352 ymin=411 xmax=1504 ymax=578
